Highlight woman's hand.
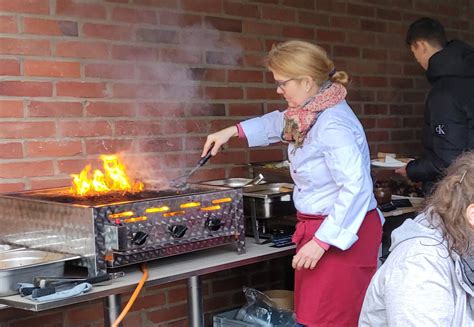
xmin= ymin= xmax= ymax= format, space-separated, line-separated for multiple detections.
xmin=202 ymin=126 xmax=238 ymax=157
xmin=292 ymin=239 xmax=325 ymax=270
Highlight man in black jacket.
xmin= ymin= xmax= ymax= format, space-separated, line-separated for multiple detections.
xmin=396 ymin=17 xmax=474 ymax=194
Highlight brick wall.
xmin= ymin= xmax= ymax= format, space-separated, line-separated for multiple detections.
xmin=0 ymin=0 xmax=473 ymax=326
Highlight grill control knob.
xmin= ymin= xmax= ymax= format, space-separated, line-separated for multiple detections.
xmin=132 ymin=231 xmax=149 ymax=246
xmin=168 ymin=225 xmax=187 ymax=238
xmin=205 ymin=217 xmax=222 ymax=231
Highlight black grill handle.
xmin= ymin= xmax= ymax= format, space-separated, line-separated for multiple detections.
xmin=198 ymin=151 xmax=213 ymax=167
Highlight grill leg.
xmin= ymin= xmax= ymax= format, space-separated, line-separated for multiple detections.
xmin=104 ymin=294 xmax=122 ymax=327
xmin=187 ymin=275 xmax=204 ymax=327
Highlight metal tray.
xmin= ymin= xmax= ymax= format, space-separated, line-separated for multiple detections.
xmin=200 ymin=178 xmax=266 ymax=188
xmin=242 ymin=183 xmax=293 ymax=199
xmin=0 ymin=244 xmax=24 ymax=253
xmin=0 ymin=250 xmax=80 ymax=297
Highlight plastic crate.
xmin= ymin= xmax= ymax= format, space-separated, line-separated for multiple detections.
xmin=213 ymin=308 xmax=259 ymax=327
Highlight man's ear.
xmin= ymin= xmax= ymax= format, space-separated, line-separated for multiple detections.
xmin=466 ymin=203 xmax=474 ymax=228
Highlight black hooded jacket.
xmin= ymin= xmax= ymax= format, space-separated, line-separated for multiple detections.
xmin=406 ymin=40 xmax=474 ymax=193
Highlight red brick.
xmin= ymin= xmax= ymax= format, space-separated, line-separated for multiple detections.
xmin=282 ymin=26 xmax=314 ymax=39
xmin=205 ymin=87 xmax=243 ymax=100
xmin=85 ymin=102 xmax=136 ymax=117
xmin=27 ymin=101 xmax=83 ymax=117
xmin=0 ymin=81 xmax=52 ymax=97
xmin=22 ymin=18 xmax=78 ymax=36
xmin=366 ymin=130 xmax=389 ymax=142
xmin=85 ymin=139 xmax=135 ymax=154
xmin=138 ymin=102 xmax=186 ymax=117
xmin=246 ymin=87 xmax=280 ymax=100
xmin=56 ymin=41 xmax=108 ymax=59
xmin=136 ymin=28 xmax=178 ymax=44
xmin=0 ymin=143 xmax=23 ymax=159
xmin=206 ymin=51 xmax=241 ymax=66
xmin=376 ymin=8 xmax=402 ymax=20
xmin=360 ymin=76 xmax=388 ymax=87
xmin=115 ymin=121 xmax=163 ymax=136
xmin=391 ymin=130 xmax=415 ymax=141
xmin=0 ymin=121 xmax=54 ymax=138
xmin=160 ymin=48 xmax=202 ymax=64
xmin=364 ymin=104 xmax=388 ymax=115
xmin=137 ymin=138 xmax=183 ymax=152
xmin=0 ymin=16 xmax=17 ymax=33
xmin=84 ymin=63 xmax=135 ymax=80
xmin=261 ymin=6 xmax=296 ymax=22
xmin=0 ymin=100 xmax=23 ymax=118
xmin=58 ymin=159 xmax=94 ymax=174
xmin=228 ymin=103 xmax=263 ymax=116
xmin=113 ymin=83 xmax=160 ymax=98
xmin=27 ymin=141 xmax=82 ymax=157
xmin=346 ymin=31 xmax=376 ymax=47
xmin=0 ymin=38 xmax=51 ymax=55
xmin=223 ymin=1 xmax=258 ymax=18
xmin=56 ymin=0 xmax=106 ymax=19
xmin=147 ymin=304 xmax=188 ymax=324
xmin=133 ymin=0 xmax=178 ymax=8
xmin=377 ymin=117 xmax=402 ymax=128
xmin=30 ymin=178 xmax=70 ymax=189
xmin=0 ymin=183 xmax=25 ymax=193
xmin=82 ymin=23 xmax=133 ymax=41
xmin=333 ymin=45 xmax=360 ymax=58
xmin=330 ymin=15 xmax=360 ymax=29
xmin=112 ymin=7 xmax=157 ymax=24
xmin=347 ymin=3 xmax=375 ymax=17
xmin=249 ymin=148 xmax=285 ymax=163
xmin=188 ymin=103 xmax=225 ymax=117
xmin=298 ymin=11 xmax=330 ymax=26
xmin=66 ymin=303 xmax=103 ymax=324
xmin=315 ymin=0 xmax=347 ymax=12
xmin=242 ymin=21 xmax=281 ymax=36
xmin=204 ymin=16 xmax=242 ymax=33
xmin=24 ymin=60 xmax=80 ymax=78
xmin=282 ymin=0 xmax=314 ymax=9
xmin=131 ymin=293 xmax=166 ymax=311
xmin=112 ymin=45 xmax=157 ymax=61
xmin=228 ymin=70 xmax=263 ymax=83
xmin=0 ymin=0 xmax=49 ymax=14
xmin=0 ymin=161 xmax=54 ymax=178
xmin=362 ymin=48 xmax=387 ymax=60
xmin=403 ymin=91 xmax=426 ymax=103
xmin=188 ymin=68 xmax=226 ymax=82
xmin=181 ymin=0 xmax=223 ymax=14
xmin=56 ymin=82 xmax=107 ymax=98
xmin=159 ymin=12 xmax=202 ymax=27
xmin=361 ymin=19 xmax=387 ymax=33
xmin=59 ymin=121 xmax=113 ymax=137
xmin=316 ymin=29 xmax=346 ymax=42
xmin=0 ymin=59 xmax=20 ymax=75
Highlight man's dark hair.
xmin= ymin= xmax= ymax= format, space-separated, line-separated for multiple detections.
xmin=405 ymin=17 xmax=447 ymax=48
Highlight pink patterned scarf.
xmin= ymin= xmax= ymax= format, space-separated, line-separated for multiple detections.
xmin=282 ymin=83 xmax=347 ymax=148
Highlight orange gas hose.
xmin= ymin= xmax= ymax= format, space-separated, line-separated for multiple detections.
xmin=111 ymin=263 xmax=148 ymax=327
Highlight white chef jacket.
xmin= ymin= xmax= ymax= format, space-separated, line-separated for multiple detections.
xmin=240 ymin=100 xmax=381 ymax=250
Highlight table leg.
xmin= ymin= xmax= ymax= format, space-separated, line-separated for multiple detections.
xmin=104 ymin=294 xmax=122 ymax=327
xmin=187 ymin=275 xmax=204 ymax=327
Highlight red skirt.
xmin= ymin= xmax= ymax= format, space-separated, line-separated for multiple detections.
xmin=292 ymin=209 xmax=382 ymax=327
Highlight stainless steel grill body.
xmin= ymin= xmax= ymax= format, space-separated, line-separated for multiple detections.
xmin=0 ymin=185 xmax=245 ymax=276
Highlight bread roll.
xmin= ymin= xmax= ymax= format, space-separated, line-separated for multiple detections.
xmin=377 ymin=152 xmax=396 ymax=160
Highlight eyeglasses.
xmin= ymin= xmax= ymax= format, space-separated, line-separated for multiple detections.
xmin=274 ymin=78 xmax=294 ymax=90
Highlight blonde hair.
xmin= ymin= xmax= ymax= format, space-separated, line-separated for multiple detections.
xmin=427 ymin=151 xmax=474 ymax=255
xmin=264 ymin=40 xmax=349 ymax=86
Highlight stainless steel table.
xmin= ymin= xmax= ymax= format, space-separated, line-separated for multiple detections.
xmin=0 ymin=238 xmax=295 ymax=326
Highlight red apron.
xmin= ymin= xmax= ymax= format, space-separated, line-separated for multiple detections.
xmin=292 ymin=209 xmax=382 ymax=327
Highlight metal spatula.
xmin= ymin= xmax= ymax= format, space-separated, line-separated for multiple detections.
xmin=171 ymin=151 xmax=213 ymax=189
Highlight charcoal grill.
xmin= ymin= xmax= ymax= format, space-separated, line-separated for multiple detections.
xmin=0 ymin=185 xmax=245 ymax=277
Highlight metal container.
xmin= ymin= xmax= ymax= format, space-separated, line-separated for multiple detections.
xmin=0 ymin=249 xmax=76 ymax=297
xmin=0 ymin=185 xmax=245 ymax=277
xmin=200 ymin=178 xmax=266 ymax=188
xmin=242 ymin=183 xmax=295 ymax=219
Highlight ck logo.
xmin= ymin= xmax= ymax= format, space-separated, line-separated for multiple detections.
xmin=435 ymin=124 xmax=446 ymax=135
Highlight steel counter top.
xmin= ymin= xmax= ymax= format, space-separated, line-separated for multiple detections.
xmin=0 ymin=238 xmax=295 ymax=312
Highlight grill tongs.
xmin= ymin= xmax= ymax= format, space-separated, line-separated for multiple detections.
xmin=170 ymin=151 xmax=213 ymax=189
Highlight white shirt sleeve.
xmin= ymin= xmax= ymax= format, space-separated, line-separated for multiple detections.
xmin=314 ymin=120 xmax=373 ymax=250
xmin=239 ymin=110 xmax=285 ymax=147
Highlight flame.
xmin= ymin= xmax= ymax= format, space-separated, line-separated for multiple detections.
xmin=70 ymin=154 xmax=144 ymax=196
